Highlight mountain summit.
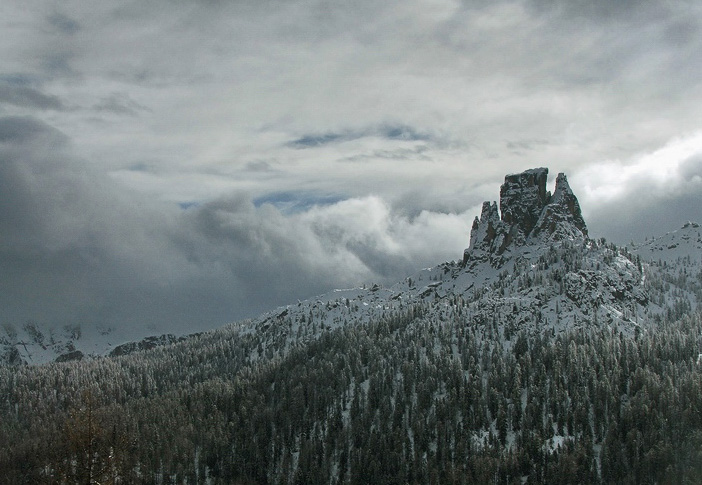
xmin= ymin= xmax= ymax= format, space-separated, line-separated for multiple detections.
xmin=464 ymin=167 xmax=587 ymax=265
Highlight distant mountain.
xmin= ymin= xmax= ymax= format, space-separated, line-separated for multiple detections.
xmin=632 ymin=220 xmax=702 ymax=263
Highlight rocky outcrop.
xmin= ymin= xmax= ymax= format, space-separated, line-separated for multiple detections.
xmin=463 ymin=168 xmax=588 ymax=266
xmin=468 ymin=201 xmax=503 ymax=254
xmin=500 ymin=168 xmax=550 ymax=243
xmin=0 ymin=345 xmax=24 ymax=366
xmin=109 ymin=334 xmax=185 ymax=357
xmin=55 ymin=350 xmax=84 ymax=363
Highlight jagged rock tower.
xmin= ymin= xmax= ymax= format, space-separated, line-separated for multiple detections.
xmin=463 ymin=167 xmax=587 ymax=266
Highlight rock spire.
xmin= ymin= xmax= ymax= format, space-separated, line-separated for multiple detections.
xmin=463 ymin=168 xmax=587 ymax=265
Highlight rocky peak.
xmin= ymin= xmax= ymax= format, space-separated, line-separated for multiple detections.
xmin=463 ymin=168 xmax=588 ymax=266
xmin=533 ymin=172 xmax=588 ymax=240
xmin=468 ymin=201 xmax=501 ymax=251
xmin=500 ymin=167 xmax=550 ymax=240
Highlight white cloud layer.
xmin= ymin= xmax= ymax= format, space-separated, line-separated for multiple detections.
xmin=573 ymin=131 xmax=702 ymax=242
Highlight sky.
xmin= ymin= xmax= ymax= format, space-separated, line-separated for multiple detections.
xmin=2 ymin=0 xmax=702 ymax=334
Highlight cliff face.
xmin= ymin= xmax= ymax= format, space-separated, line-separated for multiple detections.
xmin=464 ymin=168 xmax=588 ymax=266
xmin=500 ymin=168 xmax=551 ymax=242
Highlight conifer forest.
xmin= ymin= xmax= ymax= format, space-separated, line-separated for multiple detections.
xmin=2 ymin=300 xmax=702 ymax=483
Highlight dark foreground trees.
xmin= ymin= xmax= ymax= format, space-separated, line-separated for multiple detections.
xmin=2 ymin=308 xmax=702 ymax=483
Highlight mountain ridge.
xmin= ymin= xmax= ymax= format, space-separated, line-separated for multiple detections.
xmin=231 ymin=168 xmax=697 ymax=365
xmin=1 ymin=167 xmax=700 ymax=365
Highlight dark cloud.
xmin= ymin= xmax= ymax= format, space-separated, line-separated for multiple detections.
xmin=0 ymin=83 xmax=65 ymax=111
xmin=0 ymin=116 xmax=469 ymax=335
xmin=47 ymin=12 xmax=81 ymax=35
xmin=288 ymin=124 xmax=435 ymax=148
xmin=178 ymin=201 xmax=199 ymax=210
xmin=0 ymin=118 xmax=98 ymax=323
xmin=525 ymin=0 xmax=696 ymax=31
xmin=93 ymin=92 xmax=150 ymax=116
xmin=0 ymin=117 xmax=70 ymax=249
xmin=41 ymin=52 xmax=78 ymax=79
xmin=289 ymin=132 xmax=345 ymax=148
xmin=0 ymin=74 xmax=38 ymax=86
xmin=380 ymin=125 xmax=431 ymax=142
xmin=587 ymin=188 xmax=702 ymax=244
xmin=0 ymin=116 xmax=67 ymax=144
xmin=0 ymin=116 xmax=197 ymax=329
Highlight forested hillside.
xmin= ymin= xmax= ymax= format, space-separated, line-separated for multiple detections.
xmin=2 ymin=168 xmax=701 ymax=483
xmin=2 ymin=303 xmax=702 ymax=484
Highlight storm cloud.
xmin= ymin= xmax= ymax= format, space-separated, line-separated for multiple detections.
xmin=1 ymin=0 xmax=701 ymax=335
xmin=0 ymin=115 xmax=471 ymax=333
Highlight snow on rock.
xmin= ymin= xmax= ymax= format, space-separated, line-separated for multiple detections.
xmin=463 ymin=168 xmax=588 ymax=267
xmin=633 ymin=221 xmax=702 ymax=264
xmin=500 ymin=167 xmax=551 ymax=242
xmin=534 ymin=172 xmax=588 ymax=242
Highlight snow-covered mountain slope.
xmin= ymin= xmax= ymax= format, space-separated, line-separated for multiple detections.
xmin=238 ymin=168 xmax=698 ymax=361
xmin=0 ymin=319 xmax=188 ymax=365
xmin=629 ymin=221 xmax=702 ymax=320
xmin=2 ymin=168 xmax=700 ymax=365
xmin=632 ymin=221 xmax=702 ymax=264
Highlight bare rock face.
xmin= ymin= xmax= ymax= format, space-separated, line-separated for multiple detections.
xmin=468 ymin=201 xmax=502 ymax=254
xmin=500 ymin=168 xmax=550 ymax=244
xmin=463 ymin=168 xmax=588 ymax=266
xmin=109 ymin=334 xmax=184 ymax=357
xmin=533 ymin=172 xmax=588 ymax=241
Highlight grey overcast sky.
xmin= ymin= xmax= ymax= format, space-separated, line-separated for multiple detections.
xmin=2 ymin=0 xmax=702 ymax=333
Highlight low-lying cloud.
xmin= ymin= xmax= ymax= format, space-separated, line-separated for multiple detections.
xmin=0 ymin=115 xmax=472 ymax=334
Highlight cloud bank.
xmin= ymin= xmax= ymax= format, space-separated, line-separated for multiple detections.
xmin=1 ymin=0 xmax=701 ymax=334
xmin=573 ymin=132 xmax=702 ymax=243
xmin=0 ymin=115 xmax=472 ymax=332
